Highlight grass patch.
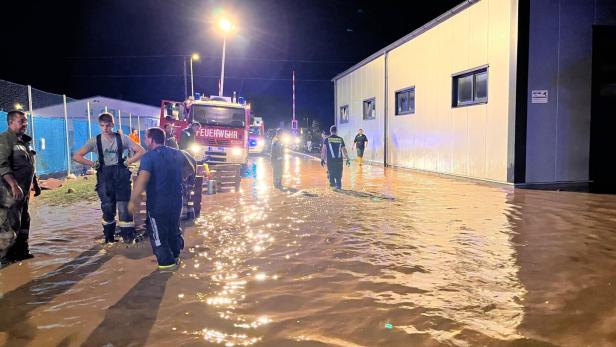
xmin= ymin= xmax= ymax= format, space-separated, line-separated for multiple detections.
xmin=37 ymin=176 xmax=98 ymax=206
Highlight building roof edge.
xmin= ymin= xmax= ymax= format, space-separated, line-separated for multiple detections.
xmin=331 ymin=0 xmax=480 ymax=82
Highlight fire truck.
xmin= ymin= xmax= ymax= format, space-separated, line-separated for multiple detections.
xmin=160 ymin=95 xmax=250 ymax=166
xmin=248 ymin=116 xmax=265 ymax=154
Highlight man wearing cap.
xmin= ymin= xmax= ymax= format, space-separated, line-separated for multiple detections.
xmin=0 ymin=110 xmax=37 ymax=265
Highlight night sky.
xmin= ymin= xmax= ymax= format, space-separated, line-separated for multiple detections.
xmin=2 ymin=0 xmax=463 ymax=129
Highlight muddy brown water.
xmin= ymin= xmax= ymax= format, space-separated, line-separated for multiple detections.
xmin=1 ymin=154 xmax=616 ymax=347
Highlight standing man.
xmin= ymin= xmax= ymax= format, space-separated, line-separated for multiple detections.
xmin=352 ymin=128 xmax=368 ymax=166
xmin=270 ymin=129 xmax=284 ymax=189
xmin=183 ymin=96 xmax=194 ymax=121
xmin=128 ymin=128 xmax=195 ymax=271
xmin=321 ymin=125 xmax=350 ymax=190
xmin=163 ymin=123 xmax=179 ymax=149
xmin=179 ymin=122 xmax=201 ymax=150
xmin=0 ymin=110 xmax=36 ymax=265
xmin=73 ymin=112 xmax=145 ymax=243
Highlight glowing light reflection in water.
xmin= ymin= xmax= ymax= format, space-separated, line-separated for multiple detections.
xmin=3 ymin=155 xmax=616 ymax=347
xmin=186 ymin=156 xmax=527 ymax=346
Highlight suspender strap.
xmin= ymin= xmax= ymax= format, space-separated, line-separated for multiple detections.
xmin=96 ymin=134 xmax=105 ymax=167
xmin=116 ymin=133 xmax=123 ymax=164
xmin=96 ymin=133 xmax=123 ymax=167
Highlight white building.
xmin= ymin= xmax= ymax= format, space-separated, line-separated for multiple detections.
xmin=33 ymin=95 xmax=160 ymax=131
xmin=333 ymin=0 xmax=616 ymax=191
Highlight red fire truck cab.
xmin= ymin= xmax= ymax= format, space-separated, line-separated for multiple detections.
xmin=160 ymin=96 xmax=250 ymax=165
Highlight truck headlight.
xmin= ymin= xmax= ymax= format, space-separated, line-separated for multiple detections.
xmin=281 ymin=135 xmax=291 ymax=145
xmin=231 ymin=147 xmax=243 ymax=156
xmin=190 ymin=144 xmax=201 ymax=154
xmin=294 ymin=137 xmax=300 ymax=144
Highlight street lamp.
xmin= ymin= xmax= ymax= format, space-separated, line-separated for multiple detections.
xmin=190 ymin=53 xmax=199 ymax=97
xmin=217 ymin=17 xmax=235 ymax=96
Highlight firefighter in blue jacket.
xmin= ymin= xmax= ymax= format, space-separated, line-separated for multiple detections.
xmin=321 ymin=125 xmax=350 ymax=189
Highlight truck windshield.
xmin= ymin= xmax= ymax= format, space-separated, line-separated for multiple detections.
xmin=192 ymin=105 xmax=245 ymax=128
xmin=249 ymin=127 xmax=262 ymax=136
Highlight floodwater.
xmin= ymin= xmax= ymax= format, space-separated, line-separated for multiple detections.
xmin=1 ymin=153 xmax=616 ymax=347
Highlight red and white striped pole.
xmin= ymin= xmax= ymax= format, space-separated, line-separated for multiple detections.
xmin=292 ymin=69 xmax=297 ymax=134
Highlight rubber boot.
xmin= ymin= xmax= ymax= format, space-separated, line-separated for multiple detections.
xmin=8 ymin=232 xmax=34 ymax=261
xmin=358 ymin=156 xmax=363 ymax=166
xmin=120 ymin=227 xmax=136 ymax=244
xmin=103 ymin=222 xmax=117 ymax=243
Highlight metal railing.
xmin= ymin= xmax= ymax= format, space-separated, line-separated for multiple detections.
xmin=0 ymin=79 xmax=159 ymax=176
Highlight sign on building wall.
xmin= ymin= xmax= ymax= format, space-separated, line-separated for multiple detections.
xmin=531 ymin=90 xmax=548 ymax=104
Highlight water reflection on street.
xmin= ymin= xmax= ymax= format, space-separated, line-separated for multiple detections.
xmin=1 ymin=153 xmax=616 ymax=346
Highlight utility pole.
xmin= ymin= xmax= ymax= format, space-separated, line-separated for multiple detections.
xmin=291 ymin=69 xmax=298 ymax=134
xmin=183 ymin=57 xmax=188 ymax=98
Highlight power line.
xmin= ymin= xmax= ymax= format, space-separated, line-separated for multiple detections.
xmin=65 ymin=54 xmax=355 ymax=64
xmin=71 ymin=74 xmax=332 ymax=82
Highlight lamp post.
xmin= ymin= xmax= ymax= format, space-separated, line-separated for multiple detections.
xmin=218 ymin=18 xmax=235 ymax=97
xmin=190 ymin=53 xmax=199 ymax=98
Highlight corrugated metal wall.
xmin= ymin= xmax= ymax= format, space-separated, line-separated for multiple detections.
xmin=336 ymin=56 xmax=386 ymax=164
xmin=334 ymin=0 xmax=518 ymax=183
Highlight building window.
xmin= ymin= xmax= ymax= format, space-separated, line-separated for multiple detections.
xmin=363 ymin=98 xmax=376 ymax=120
xmin=452 ymin=67 xmax=488 ymax=107
xmin=395 ymin=87 xmax=415 ymax=115
xmin=339 ymin=105 xmax=349 ymax=124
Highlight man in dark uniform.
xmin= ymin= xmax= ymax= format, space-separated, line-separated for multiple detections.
xmin=321 ymin=125 xmax=350 ymax=189
xmin=352 ymin=128 xmax=368 ymax=166
xmin=179 ymin=122 xmax=201 ymax=150
xmin=0 ymin=110 xmax=36 ymax=265
xmin=128 ymin=127 xmax=195 ymax=271
xmin=270 ymin=129 xmax=284 ymax=189
xmin=163 ymin=123 xmax=179 ymax=149
xmin=73 ymin=112 xmax=145 ymax=243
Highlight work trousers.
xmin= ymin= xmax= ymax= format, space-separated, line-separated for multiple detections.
xmin=147 ymin=208 xmax=183 ymax=267
xmin=272 ymin=159 xmax=283 ymax=188
xmin=327 ymin=161 xmax=344 ymax=189
xmin=96 ymin=165 xmax=134 ymax=240
xmin=0 ymin=197 xmax=30 ymax=262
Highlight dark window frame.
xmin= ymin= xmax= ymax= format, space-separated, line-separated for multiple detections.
xmin=362 ymin=97 xmax=376 ymax=120
xmin=339 ymin=104 xmax=349 ymax=124
xmin=452 ymin=66 xmax=489 ymax=108
xmin=395 ymin=86 xmax=416 ymax=116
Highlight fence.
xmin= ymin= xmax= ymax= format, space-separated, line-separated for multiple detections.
xmin=0 ymin=79 xmax=159 ymax=176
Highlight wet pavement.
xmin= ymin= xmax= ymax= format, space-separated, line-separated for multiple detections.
xmin=1 ymin=153 xmax=616 ymax=347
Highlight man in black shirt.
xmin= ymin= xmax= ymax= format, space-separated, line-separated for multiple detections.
xmin=179 ymin=122 xmax=201 ymax=150
xmin=270 ymin=129 xmax=284 ymax=189
xmin=352 ymin=128 xmax=368 ymax=166
xmin=321 ymin=125 xmax=350 ymax=189
xmin=163 ymin=123 xmax=179 ymax=149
